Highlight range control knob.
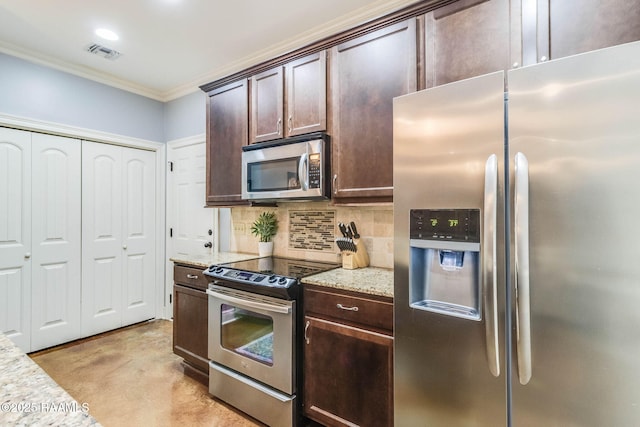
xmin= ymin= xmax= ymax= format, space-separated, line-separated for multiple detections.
xmin=278 ymin=277 xmax=288 ymax=285
xmin=215 ymin=267 xmax=224 ymax=274
xmin=208 ymin=266 xmax=216 ymax=272
xmin=268 ymin=275 xmax=278 ymax=283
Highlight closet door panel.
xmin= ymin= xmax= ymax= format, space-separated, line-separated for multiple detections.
xmin=82 ymin=141 xmax=123 ymax=337
xmin=31 ymin=133 xmax=81 ymax=351
xmin=121 ymin=148 xmax=156 ymax=326
xmin=0 ymin=128 xmax=31 ymax=352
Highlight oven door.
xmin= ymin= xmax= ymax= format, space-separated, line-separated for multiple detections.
xmin=206 ymin=284 xmax=295 ymax=394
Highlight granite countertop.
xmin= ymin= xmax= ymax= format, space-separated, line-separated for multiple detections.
xmin=303 ymin=267 xmax=394 ymax=299
xmin=170 ymin=251 xmax=261 ymax=269
xmin=0 ymin=334 xmax=100 ymax=426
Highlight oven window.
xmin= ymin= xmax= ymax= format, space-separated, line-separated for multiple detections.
xmin=248 ymin=157 xmax=300 ymax=192
xmin=220 ymin=304 xmax=274 ymax=366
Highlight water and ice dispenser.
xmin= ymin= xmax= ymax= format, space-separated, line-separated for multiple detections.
xmin=409 ymin=209 xmax=481 ymax=321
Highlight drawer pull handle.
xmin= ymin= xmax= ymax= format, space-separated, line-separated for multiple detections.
xmin=186 ymin=274 xmax=199 ymax=279
xmin=304 ymin=320 xmax=311 ymax=345
xmin=336 ymin=303 xmax=359 ymax=312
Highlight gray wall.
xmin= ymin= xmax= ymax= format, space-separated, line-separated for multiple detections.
xmin=164 ymin=90 xmax=206 ymax=142
xmin=0 ymin=52 xmax=184 ymax=142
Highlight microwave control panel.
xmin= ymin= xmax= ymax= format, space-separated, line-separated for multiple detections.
xmin=410 ymin=209 xmax=480 ymax=243
xmin=308 ymin=153 xmax=321 ymax=189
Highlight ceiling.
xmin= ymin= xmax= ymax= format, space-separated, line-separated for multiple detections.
xmin=0 ymin=0 xmax=417 ymax=102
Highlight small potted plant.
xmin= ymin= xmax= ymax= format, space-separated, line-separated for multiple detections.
xmin=250 ymin=211 xmax=278 ymax=256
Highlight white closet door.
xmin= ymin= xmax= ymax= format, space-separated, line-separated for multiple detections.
xmin=0 ymin=128 xmax=31 ymax=352
xmin=82 ymin=141 xmax=123 ymax=336
xmin=121 ymin=147 xmax=156 ymax=326
xmin=30 ymin=133 xmax=81 ymax=351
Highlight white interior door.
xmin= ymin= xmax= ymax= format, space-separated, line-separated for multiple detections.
xmin=31 ymin=133 xmax=81 ymax=351
xmin=166 ymin=139 xmax=215 ymax=318
xmin=0 ymin=127 xmax=31 ymax=352
xmin=121 ymin=147 xmax=156 ymax=326
xmin=82 ymin=141 xmax=123 ymax=336
xmin=168 ymin=140 xmax=215 ymax=257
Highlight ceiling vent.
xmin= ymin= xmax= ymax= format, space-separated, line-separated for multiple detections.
xmin=85 ymin=43 xmax=122 ymax=60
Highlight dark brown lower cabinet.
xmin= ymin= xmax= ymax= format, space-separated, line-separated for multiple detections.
xmin=303 ymin=285 xmax=393 ymax=426
xmin=173 ymin=264 xmax=209 ymax=385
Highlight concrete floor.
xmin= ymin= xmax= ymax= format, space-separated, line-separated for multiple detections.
xmin=30 ymin=320 xmax=262 ymax=427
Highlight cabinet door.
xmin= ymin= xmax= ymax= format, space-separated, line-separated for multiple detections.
xmin=173 ymin=283 xmax=209 ymax=372
xmin=522 ymin=0 xmax=640 ymax=65
xmin=331 ymin=19 xmax=417 ymax=203
xmin=285 ymin=51 xmax=327 ymax=136
xmin=250 ymin=67 xmax=284 ymax=143
xmin=31 ymin=133 xmax=81 ymax=351
xmin=206 ymin=79 xmax=249 ymax=205
xmin=424 ymin=0 xmax=513 ymax=88
xmin=121 ymin=148 xmax=156 ymax=327
xmin=82 ymin=142 xmax=123 ymax=336
xmin=304 ymin=316 xmax=393 ymax=427
xmin=0 ymin=127 xmax=31 ymax=352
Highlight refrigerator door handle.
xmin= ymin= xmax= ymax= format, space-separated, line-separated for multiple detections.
xmin=483 ymin=154 xmax=500 ymax=377
xmin=515 ymin=152 xmax=532 ymax=385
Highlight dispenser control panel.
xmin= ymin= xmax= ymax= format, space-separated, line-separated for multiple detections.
xmin=410 ymin=209 xmax=480 ymax=243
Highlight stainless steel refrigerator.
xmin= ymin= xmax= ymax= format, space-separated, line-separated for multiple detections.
xmin=393 ymin=40 xmax=640 ymax=426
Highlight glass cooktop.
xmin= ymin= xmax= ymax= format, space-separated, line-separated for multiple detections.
xmin=216 ymin=256 xmax=340 ymax=279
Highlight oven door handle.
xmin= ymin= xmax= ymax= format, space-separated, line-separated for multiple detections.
xmin=206 ymin=289 xmax=292 ymax=314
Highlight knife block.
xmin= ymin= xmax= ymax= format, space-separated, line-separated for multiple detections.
xmin=342 ymin=240 xmax=369 ymax=270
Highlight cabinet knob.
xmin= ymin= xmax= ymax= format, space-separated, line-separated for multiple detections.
xmin=123 ymin=245 xmax=127 ymax=250
xmin=24 ymin=252 xmax=31 ymax=259
xmin=512 ymin=62 xmax=520 ymax=68
xmin=333 ymin=174 xmax=338 ymax=195
xmin=186 ymin=274 xmax=198 ymax=280
xmin=204 ymin=242 xmax=213 ymax=248
xmin=288 ymin=116 xmax=292 ymax=133
xmin=540 ymin=56 xmax=548 ymax=62
xmin=277 ymin=118 xmax=282 ymax=136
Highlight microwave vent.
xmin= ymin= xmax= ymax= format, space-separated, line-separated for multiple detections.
xmin=85 ymin=43 xmax=122 ymax=61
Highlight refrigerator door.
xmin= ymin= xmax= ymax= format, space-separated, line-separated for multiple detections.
xmin=508 ymin=40 xmax=640 ymax=426
xmin=393 ymin=71 xmax=506 ymax=426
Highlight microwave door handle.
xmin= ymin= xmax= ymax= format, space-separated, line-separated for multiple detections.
xmin=298 ymin=153 xmax=309 ymax=191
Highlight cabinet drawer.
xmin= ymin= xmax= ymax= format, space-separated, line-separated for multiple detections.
xmin=304 ymin=287 xmax=393 ymax=333
xmin=174 ymin=265 xmax=210 ymax=291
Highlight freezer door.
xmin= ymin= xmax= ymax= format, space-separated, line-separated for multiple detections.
xmin=393 ymin=71 xmax=506 ymax=426
xmin=508 ymin=40 xmax=640 ymax=426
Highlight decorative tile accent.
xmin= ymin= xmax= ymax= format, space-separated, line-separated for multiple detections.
xmin=289 ymin=211 xmax=335 ymax=251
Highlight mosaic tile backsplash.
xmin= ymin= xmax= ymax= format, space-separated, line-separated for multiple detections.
xmin=289 ymin=211 xmax=335 ymax=251
xmin=228 ymin=202 xmax=393 ymax=268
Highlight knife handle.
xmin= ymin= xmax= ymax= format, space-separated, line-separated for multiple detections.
xmin=350 ymin=221 xmax=360 ymax=239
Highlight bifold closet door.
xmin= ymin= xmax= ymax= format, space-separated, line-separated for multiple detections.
xmin=31 ymin=133 xmax=81 ymax=351
xmin=82 ymin=141 xmax=156 ymax=337
xmin=0 ymin=128 xmax=32 ymax=352
xmin=120 ymin=147 xmax=156 ymax=326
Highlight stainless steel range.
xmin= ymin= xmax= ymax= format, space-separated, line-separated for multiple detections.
xmin=204 ymin=256 xmax=339 ymax=427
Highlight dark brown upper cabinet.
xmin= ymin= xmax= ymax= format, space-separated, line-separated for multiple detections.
xmin=206 ymin=79 xmax=249 ymax=206
xmin=521 ymin=0 xmax=640 ymax=65
xmin=250 ymin=51 xmax=327 ymax=143
xmin=423 ymin=0 xmax=516 ymax=88
xmin=330 ymin=19 xmax=417 ymax=204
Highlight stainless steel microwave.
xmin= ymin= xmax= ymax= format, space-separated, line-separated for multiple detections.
xmin=241 ymin=133 xmax=329 ymax=201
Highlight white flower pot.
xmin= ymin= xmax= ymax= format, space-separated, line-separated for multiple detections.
xmin=258 ymin=241 xmax=274 ymax=257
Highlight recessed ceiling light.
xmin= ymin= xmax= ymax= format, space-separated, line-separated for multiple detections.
xmin=95 ymin=28 xmax=119 ymax=41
